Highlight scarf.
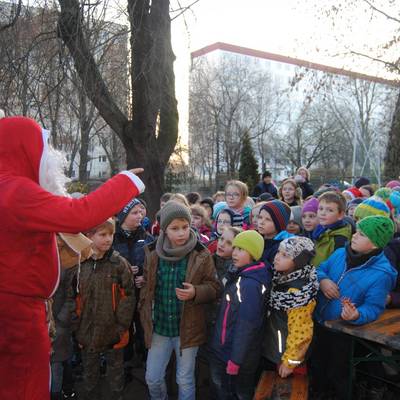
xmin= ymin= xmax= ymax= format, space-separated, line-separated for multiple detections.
xmin=156 ymin=228 xmax=198 ymax=262
xmin=345 ymin=244 xmax=382 ymax=269
xmin=269 ymin=264 xmax=319 ymax=311
xmin=312 ymin=220 xmax=346 ymax=241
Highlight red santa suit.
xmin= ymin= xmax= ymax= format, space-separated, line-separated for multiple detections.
xmin=0 ymin=117 xmax=145 ymax=400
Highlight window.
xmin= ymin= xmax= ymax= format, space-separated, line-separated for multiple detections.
xmin=102 ymin=156 xmax=107 ymax=162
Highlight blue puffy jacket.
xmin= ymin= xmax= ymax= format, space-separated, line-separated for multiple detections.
xmin=315 ymin=247 xmax=397 ymax=325
xmin=211 ymin=261 xmax=272 ymax=370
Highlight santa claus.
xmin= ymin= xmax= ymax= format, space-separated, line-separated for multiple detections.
xmin=0 ymin=116 xmax=145 ymax=400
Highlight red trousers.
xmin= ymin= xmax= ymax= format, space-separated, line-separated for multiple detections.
xmin=0 ymin=292 xmax=50 ymax=400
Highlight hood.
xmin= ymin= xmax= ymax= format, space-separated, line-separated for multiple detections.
xmin=239 ymin=261 xmax=271 ymax=286
xmin=0 ymin=117 xmax=48 ymax=183
xmin=274 ymin=230 xmax=294 ymax=241
xmin=362 ymin=251 xmax=398 ymax=289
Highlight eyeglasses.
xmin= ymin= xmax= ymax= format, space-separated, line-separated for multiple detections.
xmin=225 ymin=192 xmax=240 ymax=198
xmin=217 ymin=220 xmax=232 ymax=225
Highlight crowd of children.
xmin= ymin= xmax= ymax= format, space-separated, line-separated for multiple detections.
xmin=50 ymin=172 xmax=400 ymax=400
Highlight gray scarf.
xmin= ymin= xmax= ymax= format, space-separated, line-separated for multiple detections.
xmin=156 ymin=229 xmax=198 ymax=261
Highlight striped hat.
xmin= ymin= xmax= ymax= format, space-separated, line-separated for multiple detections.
xmin=260 ymin=200 xmax=291 ymax=232
xmin=375 ymin=187 xmax=392 ymax=202
xmin=354 ymin=196 xmax=390 ymax=221
xmin=386 ymin=180 xmax=400 ymax=190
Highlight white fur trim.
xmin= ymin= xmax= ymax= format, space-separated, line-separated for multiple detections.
xmin=39 ymin=128 xmax=50 ymax=187
xmin=119 ymin=171 xmax=145 ymax=194
xmin=0 ymin=109 xmax=5 ymax=118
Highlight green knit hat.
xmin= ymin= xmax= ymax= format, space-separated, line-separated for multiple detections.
xmin=159 ymin=200 xmax=191 ymax=231
xmin=357 ymin=216 xmax=395 ymax=249
xmin=232 ymin=230 xmax=264 ymax=261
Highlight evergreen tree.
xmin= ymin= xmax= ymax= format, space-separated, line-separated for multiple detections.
xmin=239 ymin=132 xmax=259 ymax=192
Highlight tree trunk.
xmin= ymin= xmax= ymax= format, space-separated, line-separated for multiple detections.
xmin=384 ymin=91 xmax=400 ymax=181
xmin=58 ymin=0 xmax=178 ymax=219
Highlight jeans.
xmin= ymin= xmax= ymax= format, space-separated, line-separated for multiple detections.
xmin=145 ymin=333 xmax=198 ymax=400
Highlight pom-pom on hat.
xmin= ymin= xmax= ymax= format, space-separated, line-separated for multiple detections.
xmin=260 ymin=200 xmax=291 ymax=232
xmin=232 ymin=230 xmax=264 ymax=261
xmin=354 ymin=196 xmax=390 ymax=220
xmin=357 ymin=216 xmax=395 ymax=249
xmin=159 ymin=201 xmax=191 ymax=231
xmin=278 ymin=236 xmax=315 ymax=269
xmin=302 ymin=197 xmax=319 ymax=215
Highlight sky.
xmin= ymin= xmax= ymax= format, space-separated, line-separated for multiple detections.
xmin=170 ymin=0 xmax=400 ymax=143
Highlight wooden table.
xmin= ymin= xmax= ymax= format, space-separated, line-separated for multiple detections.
xmin=325 ymin=309 xmax=400 ymax=399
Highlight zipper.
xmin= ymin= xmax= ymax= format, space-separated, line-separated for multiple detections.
xmin=221 ymin=294 xmax=231 ymax=345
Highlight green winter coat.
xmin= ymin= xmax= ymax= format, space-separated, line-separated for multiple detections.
xmin=312 ymin=224 xmax=352 ymax=267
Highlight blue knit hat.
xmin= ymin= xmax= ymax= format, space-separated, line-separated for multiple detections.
xmin=117 ymin=198 xmax=142 ymax=224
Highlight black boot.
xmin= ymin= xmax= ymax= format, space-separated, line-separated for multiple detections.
xmin=366 ymin=385 xmax=385 ymax=400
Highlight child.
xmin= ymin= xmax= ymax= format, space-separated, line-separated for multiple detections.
xmin=312 ymin=216 xmax=397 ymax=400
xmin=258 ymin=200 xmax=292 ymax=265
xmin=262 ymin=237 xmax=317 ymax=378
xmin=150 ymin=193 xmax=172 ymax=237
xmin=286 ymin=205 xmax=303 ymax=235
xmin=301 ymin=197 xmax=319 ymax=239
xmin=200 ymin=197 xmax=214 ymax=220
xmin=72 ymin=219 xmax=136 ymax=400
xmin=210 ymin=230 xmax=271 ymax=400
xmin=346 ymin=197 xmax=364 ymax=220
xmin=214 ymin=226 xmax=242 ymax=284
xmin=207 ymin=208 xmax=236 ymax=254
xmin=225 ymin=180 xmax=252 ymax=226
xmin=278 ymin=178 xmax=302 ymax=206
xmin=139 ymin=201 xmax=220 ymax=400
xmin=190 ymin=204 xmax=212 ymax=242
xmin=249 ymin=201 xmax=267 ymax=230
xmin=353 ymin=196 xmax=390 ymax=222
xmin=311 ymin=191 xmax=352 ymax=267
xmin=114 ymin=198 xmax=154 ymax=375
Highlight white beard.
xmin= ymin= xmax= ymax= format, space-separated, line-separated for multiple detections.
xmin=39 ymin=145 xmax=71 ymax=196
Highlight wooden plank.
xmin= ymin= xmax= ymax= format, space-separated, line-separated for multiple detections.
xmin=254 ymin=372 xmax=308 ymax=400
xmin=254 ymin=371 xmax=275 ymax=400
xmin=325 ymin=310 xmax=400 ymax=350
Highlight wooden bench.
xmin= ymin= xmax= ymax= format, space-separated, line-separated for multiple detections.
xmin=254 ymin=370 xmax=308 ymax=400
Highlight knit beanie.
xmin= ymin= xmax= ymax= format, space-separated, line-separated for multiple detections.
xmin=343 ymin=187 xmax=363 ymax=200
xmin=302 ymin=197 xmax=319 ymax=215
xmin=232 ymin=230 xmax=264 ymax=261
xmin=278 ymin=236 xmax=315 ymax=269
xmin=357 ymin=216 xmax=395 ymax=248
xmin=289 ymin=206 xmax=302 ymax=227
xmin=375 ymin=187 xmax=392 ymax=202
xmin=159 ymin=201 xmax=191 ymax=231
xmin=389 ymin=191 xmax=400 ymax=217
xmin=354 ymin=177 xmax=370 ymax=188
xmin=212 ymin=201 xmax=228 ymax=220
xmin=259 ymin=192 xmax=274 ymax=202
xmin=386 ymin=180 xmax=400 ymax=190
xmin=260 ymin=200 xmax=291 ymax=232
xmin=117 ymin=198 xmax=142 ymax=224
xmin=353 ymin=196 xmax=390 ymax=220
xmin=347 ymin=198 xmax=364 ymax=210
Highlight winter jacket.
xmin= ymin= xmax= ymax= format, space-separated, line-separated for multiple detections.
xmin=113 ymin=224 xmax=154 ymax=275
xmin=384 ymin=236 xmax=400 ymax=308
xmin=253 ymin=182 xmax=278 ymax=198
xmin=312 ymin=223 xmax=352 ymax=267
xmin=71 ymin=250 xmax=136 ymax=352
xmin=139 ymin=241 xmax=220 ymax=349
xmin=0 ymin=117 xmax=144 ymax=300
xmin=315 ymin=248 xmax=397 ymax=325
xmin=211 ymin=262 xmax=272 ymax=371
xmin=299 ymin=181 xmax=314 ymax=199
xmin=263 ymin=276 xmax=315 ymax=368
